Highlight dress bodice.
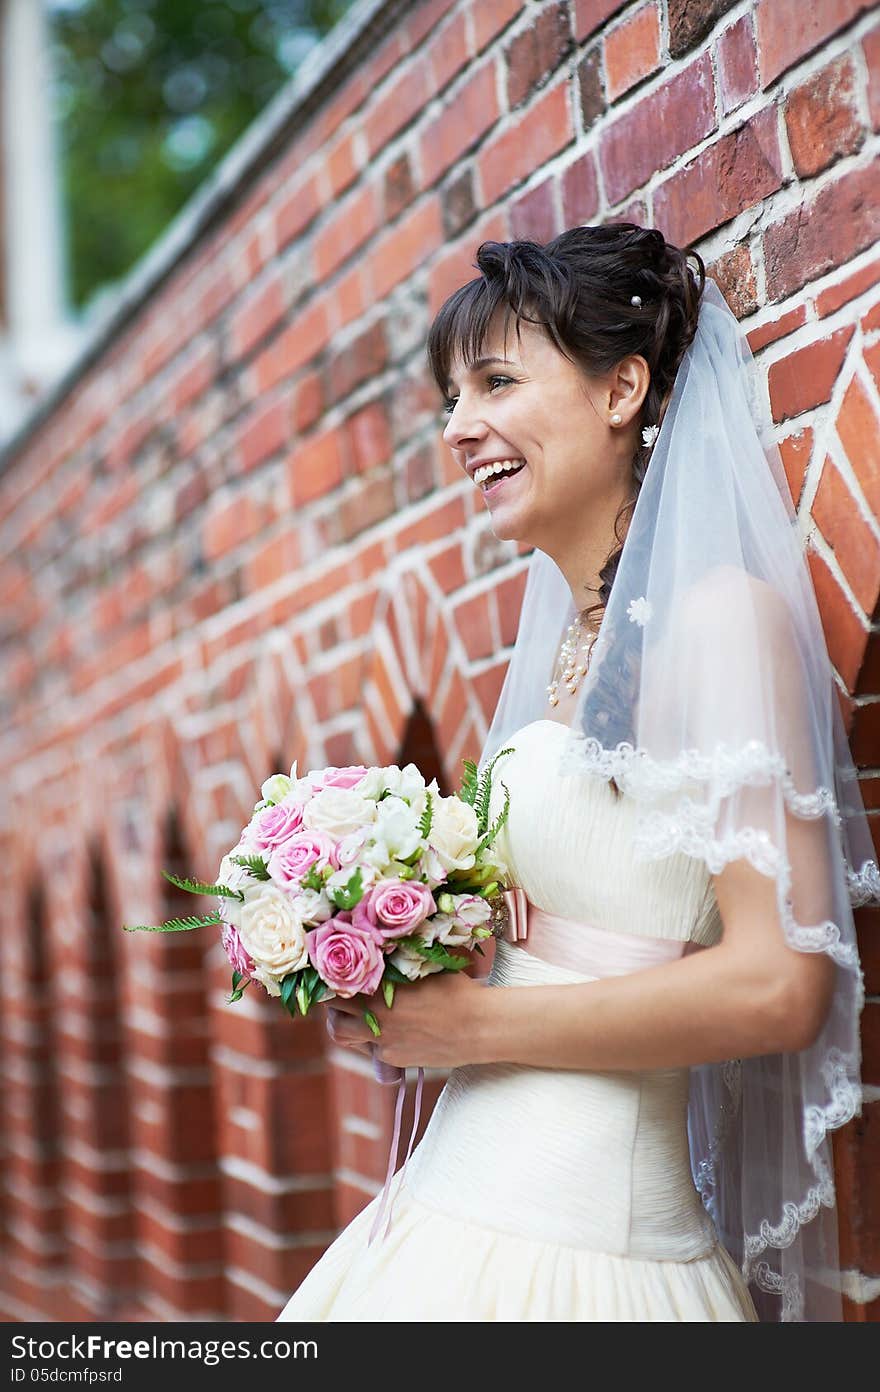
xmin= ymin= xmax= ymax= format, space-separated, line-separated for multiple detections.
xmin=486 ymin=719 xmax=723 ymax=948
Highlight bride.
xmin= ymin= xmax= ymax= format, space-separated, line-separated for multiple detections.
xmin=276 ymin=223 xmax=870 ymax=1322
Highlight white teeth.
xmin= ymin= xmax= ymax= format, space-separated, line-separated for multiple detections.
xmin=473 ymin=459 xmax=525 ymax=487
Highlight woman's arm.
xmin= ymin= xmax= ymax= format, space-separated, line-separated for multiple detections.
xmin=471 ymin=854 xmax=836 ymax=1073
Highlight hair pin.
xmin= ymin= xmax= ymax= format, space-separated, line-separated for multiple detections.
xmin=631 ymin=294 xmax=642 ymax=307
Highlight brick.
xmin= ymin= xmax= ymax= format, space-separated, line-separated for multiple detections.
xmin=561 ymin=149 xmax=601 ymax=226
xmin=453 ymin=589 xmax=495 ymax=662
xmin=313 ymin=185 xmax=379 ymax=282
xmin=234 ymin=397 xmax=289 ymax=473
xmin=509 ymin=177 xmax=558 ymax=244
xmin=229 ymin=271 xmax=287 ymax=359
xmin=471 ymin=0 xmax=523 ymax=55
xmin=806 ymin=546 xmax=868 ymax=690
xmin=653 ymin=104 xmax=783 ymax=248
xmin=504 ymin=3 xmax=572 ymax=109
xmin=708 ymin=244 xmax=758 ymax=319
xmin=812 ymin=457 xmax=880 ymax=616
xmin=599 ymin=53 xmax=716 ymax=206
xmin=323 ymin=321 xmax=389 ymax=409
xmin=577 ymin=46 xmax=606 ymax=130
xmin=274 ymin=174 xmax=322 ymax=252
xmin=764 ymin=162 xmax=880 ymax=304
xmin=767 ymin=324 xmax=854 ymax=423
xmin=478 ymin=79 xmax=574 ymax=206
xmin=605 ymin=3 xmax=662 ymax=102
xmin=757 ymin=0 xmax=873 ymax=89
xmin=815 ymin=259 xmax=880 ymax=319
xmin=747 ymin=304 xmax=808 ymax=356
xmin=419 ymin=63 xmax=501 ymax=189
xmin=384 ymin=152 xmax=416 ymax=223
xmin=785 ymin=54 xmax=864 ymax=178
xmin=865 ymin=26 xmax=880 ymax=132
xmin=369 ymin=198 xmax=444 ymax=303
xmin=572 ymin=0 xmax=628 ymax=42
xmin=836 ymin=373 xmax=880 ymax=521
xmin=253 ymin=300 xmax=330 ymax=393
xmin=776 ymin=426 xmax=814 ymax=510
xmin=365 ymin=55 xmax=434 ymax=158
xmin=833 ymin=1102 xmax=880 ymax=1274
xmin=668 ymin=0 xmax=739 ymax=58
xmin=716 ymin=12 xmax=758 ymax=115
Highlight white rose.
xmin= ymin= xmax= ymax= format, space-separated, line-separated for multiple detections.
xmin=288 ymin=885 xmax=334 ymax=925
xmin=387 ymin=940 xmax=445 ymax=982
xmin=260 ymin=772 xmax=293 ymax=804
xmin=215 ymin=853 xmax=252 ymax=927
xmin=427 ymin=796 xmax=480 ymax=872
xmin=357 ymin=763 xmax=429 ymax=803
xmin=373 ymin=795 xmax=424 ymax=860
xmin=302 ymin=786 xmax=377 ymax=839
xmin=237 ymin=884 xmax=310 ymax=996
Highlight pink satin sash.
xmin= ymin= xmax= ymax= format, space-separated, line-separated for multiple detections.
xmin=367 ymin=887 xmax=707 ymax=1245
xmin=500 ymin=884 xmax=706 ymax=973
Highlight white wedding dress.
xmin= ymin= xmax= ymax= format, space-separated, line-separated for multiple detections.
xmin=276 ymin=719 xmax=759 ymax=1321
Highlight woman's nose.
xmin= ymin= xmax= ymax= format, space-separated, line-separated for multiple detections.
xmin=443 ymin=402 xmax=482 ymax=451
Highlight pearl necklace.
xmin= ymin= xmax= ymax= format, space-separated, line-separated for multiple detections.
xmin=546 ymin=610 xmax=601 ymax=706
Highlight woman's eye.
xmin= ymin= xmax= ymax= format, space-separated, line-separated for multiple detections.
xmin=441 ymin=375 xmax=513 ymax=416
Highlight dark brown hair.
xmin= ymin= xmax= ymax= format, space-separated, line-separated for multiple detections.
xmin=426 ymin=222 xmax=706 ymax=794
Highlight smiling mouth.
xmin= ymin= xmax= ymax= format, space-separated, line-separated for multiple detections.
xmin=474 ymin=459 xmax=527 ymax=490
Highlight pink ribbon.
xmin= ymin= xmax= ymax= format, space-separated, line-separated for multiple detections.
xmin=367 ymin=1056 xmax=424 ymax=1246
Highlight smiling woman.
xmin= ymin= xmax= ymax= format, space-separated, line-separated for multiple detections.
xmin=428 ymin=229 xmax=697 ymax=665
xmin=274 ymin=224 xmax=871 ymax=1325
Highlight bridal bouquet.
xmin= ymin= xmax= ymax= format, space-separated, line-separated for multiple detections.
xmin=122 ymin=748 xmax=514 ymax=1040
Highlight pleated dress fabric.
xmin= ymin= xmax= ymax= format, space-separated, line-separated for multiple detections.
xmin=276 ymin=720 xmax=759 ymax=1322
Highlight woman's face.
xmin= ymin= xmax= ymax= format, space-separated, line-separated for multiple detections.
xmin=441 ymin=307 xmax=645 ymax=551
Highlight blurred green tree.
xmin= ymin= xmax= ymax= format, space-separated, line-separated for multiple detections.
xmin=48 ymin=0 xmax=352 ymax=312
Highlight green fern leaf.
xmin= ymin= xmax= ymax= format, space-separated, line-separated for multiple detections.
xmin=122 ymin=911 xmax=223 ymax=933
xmin=161 ymin=869 xmax=245 ymax=900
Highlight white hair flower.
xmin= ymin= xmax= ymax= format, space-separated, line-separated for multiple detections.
xmin=641 ymin=423 xmax=660 ymax=449
xmin=626 ymin=596 xmax=653 ymax=626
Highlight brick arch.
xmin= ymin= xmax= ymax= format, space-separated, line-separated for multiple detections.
xmin=155 ymin=653 xmax=338 ymax=1320
xmin=361 ymin=560 xmax=511 ymax=780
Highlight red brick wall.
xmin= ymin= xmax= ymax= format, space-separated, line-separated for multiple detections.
xmin=1 ymin=0 xmax=879 ymax=1321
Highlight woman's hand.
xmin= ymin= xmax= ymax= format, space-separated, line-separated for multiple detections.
xmin=319 ymin=968 xmax=489 ymax=1070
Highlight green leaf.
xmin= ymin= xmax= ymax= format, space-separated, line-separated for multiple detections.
xmin=232 ymin=970 xmax=242 ymax=990
xmin=280 ymin=972 xmax=299 ymax=1009
xmin=326 ymin=864 xmax=365 ymax=911
xmin=295 ymin=980 xmax=310 ymax=1016
xmin=161 ymin=869 xmax=245 ymax=900
xmin=229 ymin=853 xmax=270 ymax=880
xmin=382 ymin=960 xmax=410 ymax=985
xmin=382 ymin=979 xmax=395 ymax=1009
xmin=227 ymin=988 xmax=244 ymax=1003
xmin=122 ymin=911 xmax=223 ymax=933
xmin=364 ymin=1009 xmax=381 ymax=1037
xmin=397 ymin=936 xmax=470 ymax=971
xmin=417 ymin=788 xmax=434 ymax=839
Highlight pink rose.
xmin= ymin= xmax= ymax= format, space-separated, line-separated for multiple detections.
xmin=352 ymin=879 xmax=437 ymax=944
xmin=306 ymin=912 xmax=386 ymax=998
xmin=221 ymin=920 xmax=255 ymax=979
xmin=311 ymin=765 xmax=369 ymax=792
xmin=250 ymin=797 xmax=306 ymax=855
xmin=267 ymin=830 xmax=339 ymax=889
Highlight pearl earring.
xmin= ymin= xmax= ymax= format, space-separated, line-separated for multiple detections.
xmin=611 ymin=413 xmax=622 ymax=425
